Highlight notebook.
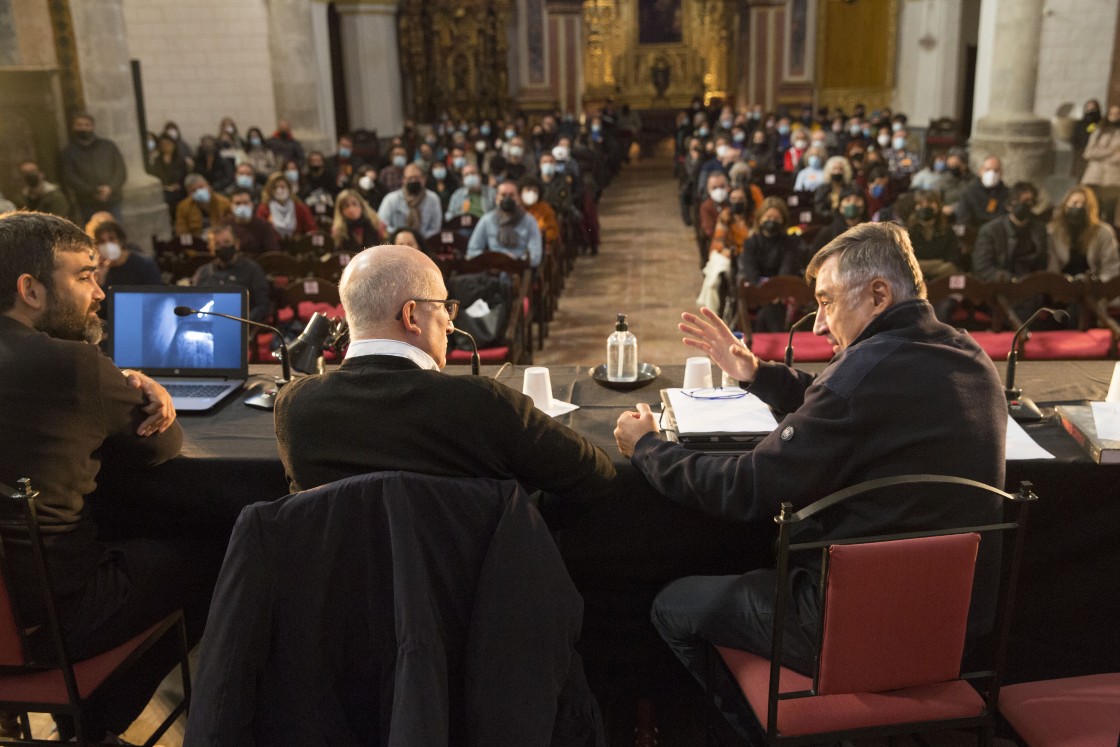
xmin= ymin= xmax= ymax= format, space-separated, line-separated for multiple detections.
xmin=660 ymin=388 xmax=779 ymax=453
xmin=107 ymin=286 xmax=249 ymax=412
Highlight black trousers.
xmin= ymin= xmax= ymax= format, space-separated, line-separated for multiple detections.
xmin=33 ymin=536 xmax=225 ymax=739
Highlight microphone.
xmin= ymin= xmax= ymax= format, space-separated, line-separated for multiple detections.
xmin=174 ymin=305 xmax=291 ymax=410
xmin=1005 ymin=306 xmax=1069 ymax=422
xmin=453 ymin=327 xmax=481 ymax=375
xmin=784 ymin=311 xmax=818 ymax=367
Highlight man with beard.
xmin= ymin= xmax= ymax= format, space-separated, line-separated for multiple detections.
xmin=466 ymin=180 xmax=543 ymax=267
xmin=58 ymin=112 xmax=127 ymax=222
xmin=0 ymin=211 xmax=222 ymax=742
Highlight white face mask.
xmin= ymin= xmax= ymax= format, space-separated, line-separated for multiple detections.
xmin=793 ymin=140 xmax=808 ymax=150
xmin=273 ymin=187 xmax=290 ymax=202
xmin=877 ymin=134 xmax=891 ymax=148
xmin=521 ymin=190 xmax=539 ymax=206
xmin=709 ymin=187 xmax=729 ymax=203
xmin=552 ymin=145 xmax=569 ymax=161
xmin=475 ymin=140 xmax=488 ymax=153
xmin=99 ymin=241 xmax=122 ymax=262
xmin=463 ymin=173 xmax=481 ymax=189
xmin=358 ymin=175 xmax=374 ymax=191
xmin=715 ymin=144 xmax=730 ymax=160
xmin=981 ymin=169 xmax=1000 ymax=188
xmin=508 ymin=145 xmax=524 ymax=158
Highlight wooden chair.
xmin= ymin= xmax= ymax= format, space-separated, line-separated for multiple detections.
xmin=295 ymin=232 xmax=334 ymax=256
xmin=445 ymin=253 xmax=533 ymax=365
xmin=714 ymin=475 xmax=1036 ymax=746
xmin=310 ymin=251 xmax=355 ymax=285
xmin=0 ymin=479 xmax=191 ymax=747
xmin=737 ymin=276 xmax=833 ymax=363
xmin=994 ymin=272 xmax=1114 ymax=360
xmin=425 ymin=229 xmax=468 ymax=261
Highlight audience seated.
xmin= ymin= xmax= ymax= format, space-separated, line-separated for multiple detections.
xmin=518 ymin=175 xmax=560 ymax=246
xmin=466 ymin=180 xmax=542 ymax=267
xmin=257 ymin=172 xmax=317 ymax=240
xmin=175 ymin=173 xmax=232 ymax=237
xmin=331 ymin=188 xmax=386 ymax=253
xmin=243 ymin=126 xmax=278 ymax=180
xmin=1047 ymin=185 xmax=1120 ymax=281
xmin=956 ymin=155 xmax=1009 ymax=228
xmin=907 ymin=190 xmax=962 ymax=282
xmin=194 ymin=135 xmax=234 ymax=194
xmin=14 ymin=160 xmax=75 ymax=220
xmin=378 ymin=163 xmax=443 ymax=239
xmin=191 ymin=224 xmax=271 ymax=323
xmin=265 ymin=119 xmax=305 ymax=166
xmin=445 ymin=163 xmax=495 ymax=221
xmin=92 ymin=220 xmax=162 ymax=287
xmin=228 ymin=186 xmax=280 ymax=255
xmin=973 ymin=181 xmax=1048 ymax=283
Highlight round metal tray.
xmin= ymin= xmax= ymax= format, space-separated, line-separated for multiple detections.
xmin=587 ymin=362 xmax=662 ymax=391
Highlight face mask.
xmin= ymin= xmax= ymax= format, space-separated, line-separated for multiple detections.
xmin=916 ymin=206 xmax=936 ymax=221
xmin=949 ymin=165 xmax=963 ymax=177
xmin=933 ymin=160 xmax=946 ymax=173
xmin=831 ymin=172 xmax=845 ymax=183
xmin=521 ymin=190 xmax=539 ymax=206
xmin=273 ymin=187 xmax=290 ymax=202
xmin=841 ymin=203 xmax=862 ymax=219
xmin=794 ymin=140 xmax=808 ymax=151
xmin=892 ymin=122 xmax=903 ymax=132
xmin=284 ymin=169 xmax=300 ymax=184
xmin=193 ymin=187 xmax=211 ymax=203
xmin=1085 ymin=109 xmax=1100 ymax=121
xmin=236 ymin=174 xmax=256 ymax=190
xmin=504 ymin=129 xmax=516 ymax=140
xmin=452 ymin=156 xmax=466 ymax=170
xmin=555 ymin=162 xmax=566 ymax=173
xmin=777 ymin=125 xmax=790 ymax=136
xmin=23 ymin=172 xmax=41 ymax=188
xmin=215 ymin=244 xmax=236 ymax=264
xmin=862 ymin=126 xmax=872 ymax=138
xmin=99 ymin=241 xmax=122 ymax=262
xmin=405 ymin=181 xmax=423 ymax=195
xmin=392 ymin=155 xmax=407 ymax=168
xmin=167 ymin=128 xmax=179 ymax=139
xmin=431 ymin=167 xmax=447 ymax=180
xmin=709 ymin=187 xmax=728 ymax=203
xmin=720 ymin=118 xmax=733 ymax=129
xmin=232 ymin=204 xmax=253 ymax=221
xmin=715 ymin=144 xmax=730 ymax=159
xmin=832 ymin=123 xmax=843 ymax=133
xmin=540 ymin=163 xmax=556 ymax=178
xmin=250 ymin=136 xmax=262 ymax=147
xmin=733 ymin=131 xmax=745 ymax=143
xmin=358 ymin=175 xmax=374 ymax=191
xmin=697 ymin=127 xmax=710 ymax=138
xmin=338 ymin=146 xmax=352 ymax=159
xmin=1066 ymin=206 xmax=1086 ymax=225
xmin=475 ymin=140 xmax=488 ymax=153
xmin=463 ymin=174 xmax=481 ymax=189
xmin=1012 ymin=202 xmax=1033 ymax=221
xmin=731 ymin=202 xmax=747 ymax=215
xmin=552 ymin=146 xmax=569 ymax=161
xmin=870 ymin=183 xmax=885 ymax=199
xmin=761 ymin=220 xmax=781 ymax=236
xmin=877 ymin=134 xmax=891 ymax=148
xmin=499 ymin=196 xmax=517 ymax=212
xmin=892 ymin=137 xmax=906 ymax=151
xmin=146 ymin=138 xmax=156 ymax=150
xmin=808 ymin=155 xmax=822 ymax=170
xmin=224 ymin=125 xmax=236 ymax=135
xmin=508 ymin=145 xmax=524 ymax=158
xmin=590 ymin=124 xmax=601 ymax=134
xmin=849 ymin=125 xmax=862 ymax=136
xmin=981 ymin=169 xmax=1000 ymax=188
xmin=480 ymin=125 xmax=491 ymax=136
xmin=74 ymin=132 xmax=95 ymax=144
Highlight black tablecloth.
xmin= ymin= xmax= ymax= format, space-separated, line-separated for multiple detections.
xmin=90 ymin=360 xmax=1120 ymax=687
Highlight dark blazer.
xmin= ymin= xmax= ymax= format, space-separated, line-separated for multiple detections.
xmin=972 ymin=215 xmax=1048 ymax=282
xmin=184 ymin=471 xmax=603 ymax=747
xmin=273 ymin=354 xmax=618 ymax=507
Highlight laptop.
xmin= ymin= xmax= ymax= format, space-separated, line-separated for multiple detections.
xmin=660 ymin=388 xmax=778 ymax=454
xmin=107 ymin=286 xmax=249 ymax=412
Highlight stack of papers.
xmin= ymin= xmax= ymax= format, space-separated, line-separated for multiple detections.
xmin=664 ymin=388 xmax=778 ymax=435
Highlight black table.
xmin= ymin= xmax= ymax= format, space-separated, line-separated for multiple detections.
xmin=91 ymin=360 xmax=1120 ymax=689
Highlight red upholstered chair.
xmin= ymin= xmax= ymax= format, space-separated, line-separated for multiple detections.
xmin=714 ymin=474 xmax=1036 ymax=746
xmin=444 ymin=253 xmax=533 ymax=366
xmin=999 ymin=673 xmax=1120 ymax=747
xmin=737 ymin=276 xmax=833 ymax=363
xmin=993 ymin=272 xmax=1115 ymax=359
xmin=926 ymin=273 xmax=998 ymax=332
xmin=0 ymin=479 xmax=191 ymax=746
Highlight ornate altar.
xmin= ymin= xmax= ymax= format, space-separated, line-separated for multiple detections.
xmin=582 ymin=0 xmax=736 ymax=110
xmin=398 ymin=0 xmax=515 ymax=122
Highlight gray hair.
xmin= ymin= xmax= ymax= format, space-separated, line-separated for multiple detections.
xmin=184 ymin=173 xmax=207 ymax=190
xmin=339 ymin=247 xmax=441 ymax=336
xmin=806 ymin=222 xmax=925 ymax=304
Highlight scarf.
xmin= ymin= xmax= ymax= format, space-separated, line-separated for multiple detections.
xmin=405 ymin=188 xmax=426 ymax=231
xmin=269 ymin=199 xmax=297 ymax=237
xmin=496 ymin=206 xmax=525 ymax=249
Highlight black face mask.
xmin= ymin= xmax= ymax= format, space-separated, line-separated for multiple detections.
xmin=1012 ymin=203 xmax=1034 ymax=221
xmin=405 ymin=181 xmax=423 ymax=195
xmin=499 ymin=197 xmax=517 ymax=212
xmin=215 ymin=245 xmax=237 ymax=264
xmin=948 ymin=166 xmax=963 ymax=177
xmin=731 ymin=202 xmax=747 ymax=215
xmin=915 ymin=206 xmax=936 ymax=221
xmin=1085 ymin=110 xmax=1100 ymax=123
xmin=23 ymin=173 xmax=41 ymax=188
xmin=1065 ymin=206 xmax=1087 ymax=226
xmin=830 ymin=172 xmax=844 ymax=183
xmin=74 ymin=132 xmax=95 ymax=144
xmin=761 ymin=220 xmax=781 ymax=236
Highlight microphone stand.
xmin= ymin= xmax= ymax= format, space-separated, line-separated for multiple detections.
xmin=1005 ymin=306 xmax=1069 ymax=422
xmin=453 ymin=328 xmax=481 ymax=375
xmin=784 ymin=311 xmax=818 ymax=367
xmin=174 ymin=306 xmax=291 ymax=410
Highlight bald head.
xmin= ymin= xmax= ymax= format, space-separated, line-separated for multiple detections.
xmin=340 ymin=245 xmax=442 ymax=338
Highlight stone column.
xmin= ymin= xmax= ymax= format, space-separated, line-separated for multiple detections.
xmin=335 ymin=0 xmax=403 ymax=137
xmin=969 ymin=0 xmax=1053 ymax=187
xmin=544 ymin=1 xmax=584 ymax=116
xmin=68 ymin=0 xmax=168 ymax=243
xmin=268 ymin=0 xmax=334 ymax=154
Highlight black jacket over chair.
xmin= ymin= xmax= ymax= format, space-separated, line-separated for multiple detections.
xmin=184 ymin=471 xmax=602 ymax=747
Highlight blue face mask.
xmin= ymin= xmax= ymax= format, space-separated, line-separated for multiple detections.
xmin=432 ymin=167 xmax=447 ymax=180
xmin=452 ymin=156 xmax=466 ymax=170
xmin=232 ymin=204 xmax=253 ymax=221
xmin=870 ymin=183 xmax=885 ymax=199
xmin=284 ymin=169 xmax=300 ymax=184
xmin=236 ymin=174 xmax=254 ymax=189
xmin=193 ymin=187 xmax=210 ymax=203
xmin=480 ymin=125 xmax=491 ymax=136
xmin=933 ymin=159 xmax=946 ymax=173
xmin=733 ymin=132 xmax=745 ymax=143
xmin=697 ymin=127 xmax=710 ymax=138
xmin=808 ymin=156 xmax=822 ymax=170
xmin=392 ymin=155 xmax=407 ymax=168
xmin=778 ymin=124 xmax=791 ymax=136
xmin=338 ymin=146 xmax=352 ymax=159
xmin=250 ymin=136 xmax=262 ymax=147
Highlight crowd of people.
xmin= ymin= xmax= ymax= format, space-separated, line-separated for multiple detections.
xmin=676 ymin=99 xmax=1120 ymax=329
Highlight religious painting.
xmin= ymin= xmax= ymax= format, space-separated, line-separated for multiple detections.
xmin=785 ymin=0 xmax=813 ymax=81
xmin=638 ymin=0 xmax=682 ymax=45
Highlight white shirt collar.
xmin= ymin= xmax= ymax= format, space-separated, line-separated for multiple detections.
xmin=344 ymin=338 xmax=440 ymax=371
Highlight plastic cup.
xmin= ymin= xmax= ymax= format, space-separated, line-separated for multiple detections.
xmin=522 ymin=367 xmax=555 ymax=410
xmin=683 ymin=357 xmax=714 ymax=389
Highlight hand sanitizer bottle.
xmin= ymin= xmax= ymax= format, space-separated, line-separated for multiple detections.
xmin=607 ymin=313 xmax=638 ymax=382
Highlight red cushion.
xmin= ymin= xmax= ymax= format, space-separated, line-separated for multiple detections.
xmin=717 ymin=647 xmax=984 ymax=736
xmin=296 ymin=301 xmax=339 ymax=323
xmin=1022 ymin=329 xmax=1113 ymax=360
xmin=967 ymin=331 xmax=1015 ymax=359
xmin=818 ymin=534 xmax=978 ymax=694
xmin=0 ymin=621 xmax=164 ymax=703
xmin=1000 ymin=673 xmax=1120 ymax=747
xmin=446 ymin=347 xmax=510 ymax=364
xmin=750 ymin=332 xmax=835 ymax=362
xmin=0 ymin=578 xmax=23 ymax=667
xmin=276 ymin=307 xmax=295 ymax=324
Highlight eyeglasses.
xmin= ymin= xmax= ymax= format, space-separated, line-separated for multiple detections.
xmin=681 ymin=387 xmax=747 ymax=400
xmin=395 ymin=298 xmax=460 ymax=321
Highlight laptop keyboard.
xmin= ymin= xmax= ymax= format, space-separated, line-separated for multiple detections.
xmin=164 ymin=383 xmax=230 ymax=399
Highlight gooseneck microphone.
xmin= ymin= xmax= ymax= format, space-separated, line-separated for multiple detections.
xmin=453 ymin=328 xmax=481 ymax=375
xmin=1005 ymin=306 xmax=1069 ymax=422
xmin=784 ymin=311 xmax=818 ymax=367
xmin=174 ymin=305 xmax=291 ymax=410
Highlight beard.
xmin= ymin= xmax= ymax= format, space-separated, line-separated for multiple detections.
xmin=36 ymin=289 xmax=103 ymax=345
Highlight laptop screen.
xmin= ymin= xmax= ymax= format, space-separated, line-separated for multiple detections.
xmin=107 ymin=286 xmax=249 ymax=378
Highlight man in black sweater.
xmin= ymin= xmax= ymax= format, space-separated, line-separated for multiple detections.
xmin=58 ymin=112 xmax=127 ymax=222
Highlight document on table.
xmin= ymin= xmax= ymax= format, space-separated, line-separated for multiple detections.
xmin=1090 ymin=402 xmax=1120 ymax=440
xmin=1005 ymin=415 xmax=1054 ymax=460
xmin=664 ymin=388 xmax=778 ymax=434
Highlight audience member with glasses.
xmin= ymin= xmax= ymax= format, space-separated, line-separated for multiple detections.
xmin=612 ymin=222 xmax=1008 ymax=738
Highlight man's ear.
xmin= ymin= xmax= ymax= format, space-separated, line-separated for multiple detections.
xmin=869 ymin=277 xmax=894 ymax=312
xmin=399 ymin=300 xmax=421 ymax=335
xmin=15 ymin=273 xmax=47 ymax=312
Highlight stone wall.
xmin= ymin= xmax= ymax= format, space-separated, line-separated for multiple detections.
xmin=1035 ymin=0 xmax=1119 ymax=120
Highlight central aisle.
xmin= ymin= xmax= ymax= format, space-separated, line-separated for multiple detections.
xmin=535 ymin=155 xmax=703 ymax=367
